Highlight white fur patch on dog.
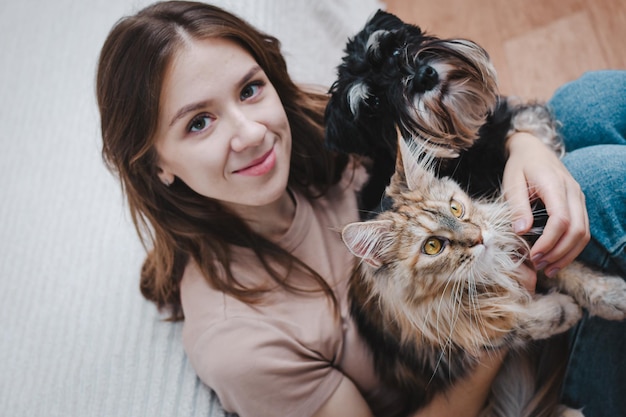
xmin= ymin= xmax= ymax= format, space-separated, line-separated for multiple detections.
xmin=366 ymin=29 xmax=388 ymax=54
xmin=347 ymin=82 xmax=370 ymax=116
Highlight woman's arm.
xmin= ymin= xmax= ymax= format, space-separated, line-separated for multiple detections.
xmin=312 ymin=377 xmax=375 ymax=417
xmin=502 ymin=132 xmax=590 ymax=278
xmin=313 ymin=350 xmax=507 ymax=417
xmin=409 ymin=349 xmax=506 ymax=417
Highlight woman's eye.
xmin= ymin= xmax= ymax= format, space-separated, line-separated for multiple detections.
xmin=187 ymin=114 xmax=212 ymax=133
xmin=450 ymin=199 xmax=464 ymax=218
xmin=240 ymin=82 xmax=263 ymax=101
xmin=422 ymin=237 xmax=445 ymax=255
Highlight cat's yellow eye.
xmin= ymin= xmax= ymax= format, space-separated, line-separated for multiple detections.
xmin=450 ymin=199 xmax=464 ymax=218
xmin=423 ymin=237 xmax=445 ymax=255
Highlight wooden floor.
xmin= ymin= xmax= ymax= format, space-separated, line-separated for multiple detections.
xmin=384 ymin=0 xmax=626 ymax=101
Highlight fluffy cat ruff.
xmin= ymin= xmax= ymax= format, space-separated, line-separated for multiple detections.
xmin=342 ymin=139 xmax=626 ymax=417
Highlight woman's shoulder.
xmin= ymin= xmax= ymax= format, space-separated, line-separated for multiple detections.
xmin=179 ymin=259 xmax=259 ymax=325
xmin=180 ymin=258 xmax=345 ymax=355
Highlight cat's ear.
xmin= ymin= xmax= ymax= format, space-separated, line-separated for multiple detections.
xmin=396 ymin=136 xmax=436 ymax=192
xmin=342 ymin=220 xmax=394 ymax=268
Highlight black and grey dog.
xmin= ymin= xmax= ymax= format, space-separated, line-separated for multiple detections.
xmin=325 ymin=10 xmax=563 ymax=215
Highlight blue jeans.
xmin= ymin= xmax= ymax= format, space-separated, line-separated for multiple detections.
xmin=548 ymin=70 xmax=626 ymax=417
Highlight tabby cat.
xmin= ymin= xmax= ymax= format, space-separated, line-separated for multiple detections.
xmin=342 ymin=139 xmax=626 ymax=417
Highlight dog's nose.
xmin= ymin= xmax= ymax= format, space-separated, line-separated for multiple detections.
xmin=412 ymin=65 xmax=439 ymax=93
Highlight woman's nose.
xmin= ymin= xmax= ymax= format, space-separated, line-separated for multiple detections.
xmin=229 ymin=110 xmax=266 ymax=152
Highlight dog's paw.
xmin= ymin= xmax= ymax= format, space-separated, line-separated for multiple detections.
xmin=585 ymin=276 xmax=626 ymax=321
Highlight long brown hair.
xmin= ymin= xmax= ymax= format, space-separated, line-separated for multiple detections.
xmin=97 ymin=1 xmax=348 ymax=320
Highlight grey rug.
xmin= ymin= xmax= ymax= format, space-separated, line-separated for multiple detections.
xmin=0 ymin=0 xmax=381 ymax=416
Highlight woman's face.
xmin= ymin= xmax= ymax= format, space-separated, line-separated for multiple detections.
xmin=154 ymin=37 xmax=292 ymax=209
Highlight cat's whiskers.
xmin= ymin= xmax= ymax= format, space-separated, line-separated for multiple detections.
xmin=467 ymin=269 xmax=490 ymax=350
xmin=433 ymin=274 xmax=453 ymax=346
xmin=459 ymin=261 xmax=500 ymax=354
xmin=429 ymin=275 xmax=463 ymax=384
xmin=470 ymin=270 xmax=504 ymax=353
xmin=434 ymin=259 xmax=482 ymax=354
xmin=445 ymin=282 xmax=461 ymax=356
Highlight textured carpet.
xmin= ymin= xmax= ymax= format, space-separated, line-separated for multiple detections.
xmin=0 ymin=0 xmax=381 ymax=416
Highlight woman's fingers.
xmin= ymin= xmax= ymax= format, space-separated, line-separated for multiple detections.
xmin=503 ymin=132 xmax=590 ymax=277
xmin=533 ymin=176 xmax=589 ymax=276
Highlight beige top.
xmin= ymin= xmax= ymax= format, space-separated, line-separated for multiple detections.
xmin=181 ymin=168 xmax=405 ymax=417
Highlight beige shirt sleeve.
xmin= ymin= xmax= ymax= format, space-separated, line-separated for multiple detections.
xmin=188 ymin=316 xmax=344 ymax=417
xmin=181 ymin=160 xmax=376 ymax=416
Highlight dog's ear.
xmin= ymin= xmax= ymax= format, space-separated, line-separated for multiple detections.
xmin=366 ymin=10 xmax=406 ymax=32
xmin=325 ymin=83 xmax=398 ymax=158
xmin=323 ymin=9 xmax=411 ymax=158
xmin=341 ymin=12 xmax=401 ymax=73
xmin=365 ymin=10 xmax=425 ymax=46
xmin=324 ymin=80 xmax=372 ymax=155
xmin=358 ymin=10 xmax=406 ymax=63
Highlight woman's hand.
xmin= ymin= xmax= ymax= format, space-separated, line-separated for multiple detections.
xmin=313 ymin=351 xmax=507 ymax=417
xmin=502 ymin=132 xmax=590 ymax=279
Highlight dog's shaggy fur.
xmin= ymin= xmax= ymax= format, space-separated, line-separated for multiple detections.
xmin=325 ymin=10 xmax=562 ymax=214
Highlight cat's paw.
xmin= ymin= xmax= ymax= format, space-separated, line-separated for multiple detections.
xmin=552 ymin=293 xmax=584 ymax=333
xmin=585 ymin=276 xmax=626 ymax=321
xmin=523 ymin=293 xmax=582 ymax=340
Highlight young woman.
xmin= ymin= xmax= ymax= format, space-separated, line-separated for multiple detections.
xmin=96 ymin=2 xmax=624 ymax=416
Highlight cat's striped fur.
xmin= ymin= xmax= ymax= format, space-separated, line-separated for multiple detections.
xmin=342 ymin=139 xmax=626 ymax=417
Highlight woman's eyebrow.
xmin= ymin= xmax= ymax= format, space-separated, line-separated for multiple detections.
xmin=238 ymin=65 xmax=262 ymax=89
xmin=169 ymin=65 xmax=263 ymax=128
xmin=169 ymin=100 xmax=211 ymax=127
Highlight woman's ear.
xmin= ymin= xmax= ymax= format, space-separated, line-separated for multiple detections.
xmin=157 ymin=166 xmax=175 ymax=186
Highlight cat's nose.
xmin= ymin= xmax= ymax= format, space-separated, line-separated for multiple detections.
xmin=466 ymin=226 xmax=483 ymax=247
xmin=470 ymin=234 xmax=483 ymax=247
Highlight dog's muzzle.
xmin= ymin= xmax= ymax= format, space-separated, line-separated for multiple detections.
xmin=411 ymin=65 xmax=438 ymax=93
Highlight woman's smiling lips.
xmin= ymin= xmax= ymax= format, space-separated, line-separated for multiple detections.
xmin=233 ymin=148 xmax=276 ymax=176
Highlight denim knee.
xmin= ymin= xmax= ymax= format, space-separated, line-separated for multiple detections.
xmin=562 ymin=145 xmax=626 ymax=275
xmin=548 ymin=70 xmax=626 ymax=151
